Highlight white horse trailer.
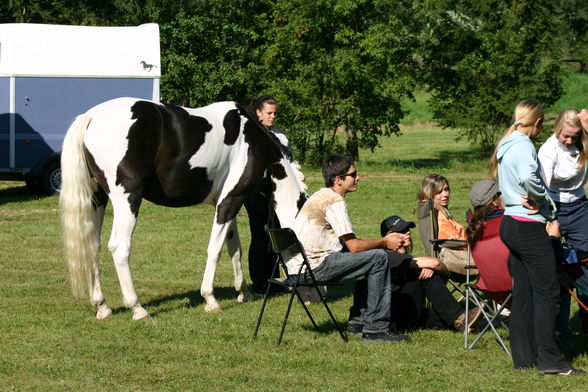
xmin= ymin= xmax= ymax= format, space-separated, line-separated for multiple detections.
xmin=0 ymin=23 xmax=160 ymax=193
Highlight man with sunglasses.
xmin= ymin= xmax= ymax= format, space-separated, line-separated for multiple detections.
xmin=287 ymin=154 xmax=413 ymax=343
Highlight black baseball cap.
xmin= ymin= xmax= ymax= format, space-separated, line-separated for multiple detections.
xmin=380 ymin=215 xmax=416 ymax=236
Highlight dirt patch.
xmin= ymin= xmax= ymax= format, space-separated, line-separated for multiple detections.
xmin=399 ymin=122 xmax=438 ymax=130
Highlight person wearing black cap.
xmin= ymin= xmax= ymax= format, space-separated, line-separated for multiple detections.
xmin=349 ymin=215 xmax=483 ymax=333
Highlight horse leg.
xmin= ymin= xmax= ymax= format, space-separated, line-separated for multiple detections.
xmin=200 ymin=219 xmax=232 ymax=313
xmin=225 ymin=219 xmax=251 ymax=303
xmin=90 ymin=203 xmax=113 ymax=319
xmin=108 ymin=197 xmax=149 ymax=321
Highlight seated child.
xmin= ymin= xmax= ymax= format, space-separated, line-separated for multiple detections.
xmin=348 ymin=215 xmax=482 ymax=333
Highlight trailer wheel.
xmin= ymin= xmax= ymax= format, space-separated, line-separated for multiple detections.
xmin=40 ymin=161 xmax=61 ymax=195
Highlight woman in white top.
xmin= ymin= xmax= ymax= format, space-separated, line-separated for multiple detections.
xmin=538 ymin=108 xmax=588 ymax=334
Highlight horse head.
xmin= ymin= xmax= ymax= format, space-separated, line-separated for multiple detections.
xmin=268 ymin=149 xmax=308 ymax=229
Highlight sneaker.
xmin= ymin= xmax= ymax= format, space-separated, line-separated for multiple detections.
xmin=346 ymin=323 xmax=363 ymax=336
xmin=250 ymin=283 xmax=284 ymax=298
xmin=454 ymin=305 xmax=483 ymax=333
xmin=361 ymin=330 xmax=410 ymax=344
xmin=539 ymin=367 xmax=586 ymax=376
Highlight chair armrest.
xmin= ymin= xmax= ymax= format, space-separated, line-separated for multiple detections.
xmin=431 ymin=239 xmax=468 ymax=248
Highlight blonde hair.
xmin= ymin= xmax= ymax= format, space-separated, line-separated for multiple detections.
xmin=553 ymin=109 xmax=588 ymax=168
xmin=488 ymin=99 xmax=544 ymax=179
xmin=417 ymin=173 xmax=452 ymax=218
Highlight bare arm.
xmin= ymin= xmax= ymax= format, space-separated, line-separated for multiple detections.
xmin=408 ymin=256 xmax=451 ymax=280
xmin=341 ymin=232 xmax=406 ymax=253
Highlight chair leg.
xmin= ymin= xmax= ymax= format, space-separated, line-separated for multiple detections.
xmin=464 ymin=286 xmax=471 ymax=349
xmin=466 ymin=292 xmax=511 ymax=356
xmin=277 ymin=285 xmax=300 ymax=345
xmin=252 ymin=282 xmax=275 ymax=340
xmin=294 ymin=288 xmax=319 ymax=328
xmin=315 ymin=286 xmax=348 ymax=342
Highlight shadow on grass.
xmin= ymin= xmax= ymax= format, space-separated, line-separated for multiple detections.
xmin=134 ymin=286 xmax=243 ymax=317
xmin=362 ymin=148 xmax=487 ymax=170
xmin=0 ymin=184 xmax=48 ymax=205
xmin=127 ymin=281 xmax=357 ymax=320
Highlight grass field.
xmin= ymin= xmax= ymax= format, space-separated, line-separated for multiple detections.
xmin=2 ymin=78 xmax=588 ymax=391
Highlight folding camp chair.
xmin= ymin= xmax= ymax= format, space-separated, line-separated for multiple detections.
xmin=464 ymin=213 xmax=512 ymax=355
xmin=252 ymin=226 xmax=348 ymax=345
xmin=417 ymin=199 xmax=476 ymax=301
xmin=554 ymin=242 xmax=588 ymax=330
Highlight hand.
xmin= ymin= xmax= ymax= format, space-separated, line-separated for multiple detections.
xmin=578 ymin=109 xmax=588 ymax=131
xmin=403 ymin=231 xmax=412 ymax=248
xmin=418 ymin=268 xmax=434 ymax=280
xmin=521 ymin=195 xmax=539 ymax=215
xmin=384 ymin=232 xmax=405 ymax=251
xmin=546 ymin=220 xmax=561 ymax=237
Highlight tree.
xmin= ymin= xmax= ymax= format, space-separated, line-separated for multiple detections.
xmin=554 ymin=0 xmax=588 ymax=72
xmin=261 ymin=0 xmax=419 ymax=163
xmin=154 ymin=0 xmax=273 ymax=107
xmin=415 ymin=0 xmax=564 ymax=153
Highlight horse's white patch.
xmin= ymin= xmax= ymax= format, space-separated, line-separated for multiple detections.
xmin=84 ymin=98 xmax=138 ymax=188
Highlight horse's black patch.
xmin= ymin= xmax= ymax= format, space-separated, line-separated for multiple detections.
xmin=223 ymin=109 xmax=241 ymax=145
xmin=271 ymin=162 xmax=287 ymax=181
xmin=296 ymin=192 xmax=307 ymax=211
xmin=116 ymin=101 xmax=215 ymax=213
xmin=215 ymin=109 xmax=284 ymax=224
xmin=85 ymin=146 xmax=110 ymax=195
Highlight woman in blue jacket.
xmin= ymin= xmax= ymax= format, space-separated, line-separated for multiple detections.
xmin=489 ymin=99 xmax=583 ymax=375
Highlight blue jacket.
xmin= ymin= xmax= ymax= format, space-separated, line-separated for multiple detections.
xmin=497 ymin=131 xmax=556 ymax=223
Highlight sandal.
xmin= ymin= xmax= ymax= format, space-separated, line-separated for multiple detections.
xmin=539 ymin=367 xmax=586 ymax=376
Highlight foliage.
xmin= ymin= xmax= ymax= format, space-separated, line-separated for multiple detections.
xmin=554 ymin=0 xmax=588 ymax=72
xmin=156 ymin=0 xmax=273 ymax=107
xmin=262 ymin=0 xmax=418 ymax=163
xmin=415 ymin=0 xmax=565 ymax=153
xmin=1 ymin=1 xmax=587 ymax=160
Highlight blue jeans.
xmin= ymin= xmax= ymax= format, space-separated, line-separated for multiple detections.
xmin=556 ymin=196 xmax=588 ymax=329
xmin=299 ymin=249 xmax=391 ymax=333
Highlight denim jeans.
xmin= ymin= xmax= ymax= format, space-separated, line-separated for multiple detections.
xmin=556 ymin=196 xmax=588 ymax=329
xmin=298 ymin=249 xmax=391 ymax=333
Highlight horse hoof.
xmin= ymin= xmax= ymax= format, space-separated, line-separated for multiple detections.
xmin=96 ymin=308 xmax=113 ymax=319
xmin=131 ymin=306 xmax=150 ymax=321
xmin=238 ymin=291 xmax=252 ymax=303
xmin=204 ymin=303 xmax=222 ymax=313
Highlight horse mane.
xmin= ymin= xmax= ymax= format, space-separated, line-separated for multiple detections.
xmin=240 ymin=102 xmax=308 ymax=197
xmin=290 ymin=158 xmax=308 ymax=196
xmin=262 ymin=131 xmax=306 ymax=196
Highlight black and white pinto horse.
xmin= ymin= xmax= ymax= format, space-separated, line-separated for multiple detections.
xmin=59 ymin=97 xmax=307 ymax=320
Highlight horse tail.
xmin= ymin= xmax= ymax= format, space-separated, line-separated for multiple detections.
xmin=59 ymin=114 xmax=98 ymax=299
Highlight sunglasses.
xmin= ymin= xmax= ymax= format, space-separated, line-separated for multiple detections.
xmin=338 ymin=171 xmax=358 ymax=179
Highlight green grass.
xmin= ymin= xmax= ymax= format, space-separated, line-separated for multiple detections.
xmin=2 ymin=125 xmax=587 ymax=391
xmin=548 ymin=73 xmax=588 ymax=114
xmin=401 ymin=73 xmax=588 ymax=129
xmin=400 ymin=90 xmax=434 ymax=126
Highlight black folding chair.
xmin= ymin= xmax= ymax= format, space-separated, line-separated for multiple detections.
xmin=252 ymin=226 xmax=348 ymax=345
